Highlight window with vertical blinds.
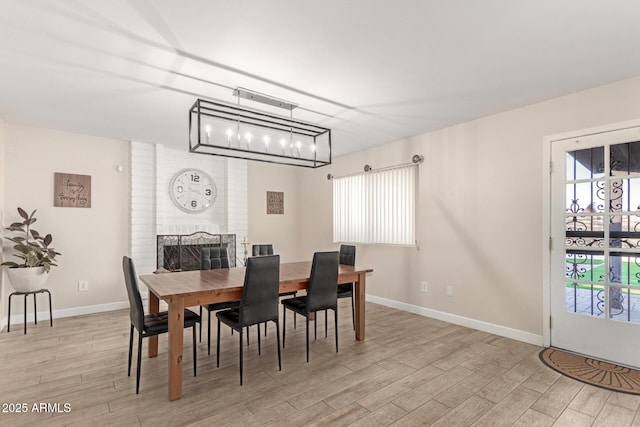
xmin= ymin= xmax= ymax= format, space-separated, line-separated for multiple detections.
xmin=333 ymin=164 xmax=417 ymax=245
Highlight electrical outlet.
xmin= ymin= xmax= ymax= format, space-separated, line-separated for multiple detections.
xmin=446 ymin=285 xmax=453 ymax=297
xmin=421 ymin=281 xmax=429 ymax=292
xmin=78 ymin=280 xmax=89 ymax=292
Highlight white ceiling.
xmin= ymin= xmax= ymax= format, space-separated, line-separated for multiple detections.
xmin=1 ymin=0 xmax=640 ymax=157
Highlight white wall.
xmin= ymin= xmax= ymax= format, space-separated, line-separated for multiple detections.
xmin=3 ymin=124 xmax=130 ymax=316
xmin=0 ymin=119 xmax=5 ymax=328
xmin=247 ymin=161 xmax=303 ymax=263
xmin=293 ymin=76 xmax=640 ymax=341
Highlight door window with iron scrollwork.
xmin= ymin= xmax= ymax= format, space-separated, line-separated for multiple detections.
xmin=565 ymin=141 xmax=640 ymax=322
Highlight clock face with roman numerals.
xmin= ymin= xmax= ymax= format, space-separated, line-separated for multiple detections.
xmin=169 ymin=168 xmax=216 ymax=213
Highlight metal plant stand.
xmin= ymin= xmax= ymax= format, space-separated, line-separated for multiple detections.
xmin=7 ymin=289 xmax=53 ymax=334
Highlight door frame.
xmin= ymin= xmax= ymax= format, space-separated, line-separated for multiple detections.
xmin=542 ymin=118 xmax=640 ymax=348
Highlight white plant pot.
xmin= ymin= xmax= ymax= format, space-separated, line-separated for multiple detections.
xmin=6 ymin=266 xmax=50 ymax=292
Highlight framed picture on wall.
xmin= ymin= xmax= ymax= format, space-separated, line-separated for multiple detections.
xmin=266 ymin=191 xmax=284 ymax=214
xmin=54 ymin=172 xmax=91 ymax=208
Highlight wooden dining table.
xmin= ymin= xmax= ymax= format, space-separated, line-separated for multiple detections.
xmin=139 ymin=261 xmax=373 ymax=401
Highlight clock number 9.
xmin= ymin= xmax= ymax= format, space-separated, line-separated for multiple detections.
xmin=191 ymin=200 xmax=197 ymax=208
xmin=190 ymin=174 xmax=200 ymax=182
xmin=205 ymin=189 xmax=212 ymax=196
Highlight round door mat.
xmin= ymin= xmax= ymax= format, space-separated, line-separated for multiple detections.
xmin=539 ymin=348 xmax=640 ymax=395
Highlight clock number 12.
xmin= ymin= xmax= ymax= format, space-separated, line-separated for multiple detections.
xmin=190 ymin=174 xmax=200 ymax=182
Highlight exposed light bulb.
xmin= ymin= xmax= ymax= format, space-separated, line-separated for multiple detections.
xmin=226 ymin=129 xmax=233 ymax=147
xmin=263 ymin=135 xmax=270 ymax=152
xmin=204 ymin=124 xmax=211 ymax=142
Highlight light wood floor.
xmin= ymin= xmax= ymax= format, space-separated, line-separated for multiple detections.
xmin=1 ymin=300 xmax=640 ymax=426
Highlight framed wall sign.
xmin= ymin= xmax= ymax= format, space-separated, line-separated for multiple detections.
xmin=54 ymin=172 xmax=91 ymax=208
xmin=266 ymin=191 xmax=284 ymax=214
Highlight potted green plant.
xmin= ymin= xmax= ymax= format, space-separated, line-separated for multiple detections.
xmin=2 ymin=207 xmax=61 ymax=292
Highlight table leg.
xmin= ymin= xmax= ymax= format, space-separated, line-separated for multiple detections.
xmin=354 ymin=272 xmax=366 ymax=340
xmin=148 ymin=290 xmax=160 ymax=357
xmin=168 ymin=298 xmax=185 ymax=401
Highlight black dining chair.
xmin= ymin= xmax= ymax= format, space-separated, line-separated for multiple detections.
xmin=321 ymin=244 xmax=356 ymax=337
xmin=122 ymin=256 xmax=200 ymax=394
xmin=251 ymin=244 xmax=297 ymax=333
xmin=282 ymin=251 xmax=339 ymax=362
xmin=337 ymin=244 xmax=356 ymax=330
xmin=216 ymin=254 xmax=282 ymax=385
xmin=252 ymin=244 xmax=274 ymax=256
xmin=199 ymin=247 xmax=241 ymax=355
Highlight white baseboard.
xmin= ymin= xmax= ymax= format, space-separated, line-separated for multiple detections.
xmin=366 ymin=294 xmax=543 ymax=347
xmin=3 ymin=301 xmax=129 ymax=331
xmin=2 ymin=294 xmax=543 ymax=347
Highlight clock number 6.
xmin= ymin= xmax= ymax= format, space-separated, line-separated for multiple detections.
xmin=191 ymin=200 xmax=197 ymax=208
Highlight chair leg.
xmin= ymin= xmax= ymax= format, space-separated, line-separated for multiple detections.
xmin=282 ymin=306 xmax=287 ymax=348
xmin=306 ymin=316 xmax=310 ymax=363
xmin=136 ymin=333 xmax=143 ymax=394
xmin=199 ymin=306 xmax=203 ymax=342
xmin=314 ymin=313 xmax=317 ymax=341
xmin=208 ymin=310 xmax=212 ymax=356
xmin=192 ymin=324 xmax=197 ymax=377
xmin=239 ymin=328 xmax=244 ymax=385
xmin=216 ymin=318 xmax=221 ymax=367
xmin=334 ymin=307 xmax=339 ymax=353
xmin=127 ymin=325 xmax=134 ymax=376
xmin=325 ymin=309 xmax=328 ymax=338
xmin=264 ymin=321 xmax=267 ymax=337
xmin=275 ymin=319 xmax=282 ymax=371
xmin=257 ymin=323 xmax=261 ymax=355
xmin=246 ymin=326 xmax=250 ymax=346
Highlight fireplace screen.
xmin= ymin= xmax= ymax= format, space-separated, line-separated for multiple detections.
xmin=157 ymin=232 xmax=236 ymax=271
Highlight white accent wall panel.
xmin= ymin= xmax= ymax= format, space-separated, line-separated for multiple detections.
xmin=130 ymin=141 xmax=157 ymax=275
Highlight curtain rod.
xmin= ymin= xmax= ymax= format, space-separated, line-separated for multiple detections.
xmin=327 ymin=154 xmax=423 ymax=180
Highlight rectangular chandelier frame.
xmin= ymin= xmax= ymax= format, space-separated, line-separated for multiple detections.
xmin=189 ymin=98 xmax=332 ymax=168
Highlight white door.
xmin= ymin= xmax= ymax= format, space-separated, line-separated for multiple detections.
xmin=550 ymin=127 xmax=640 ymax=368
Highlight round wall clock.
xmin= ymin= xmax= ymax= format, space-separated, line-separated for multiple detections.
xmin=169 ymin=168 xmax=216 ymax=213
